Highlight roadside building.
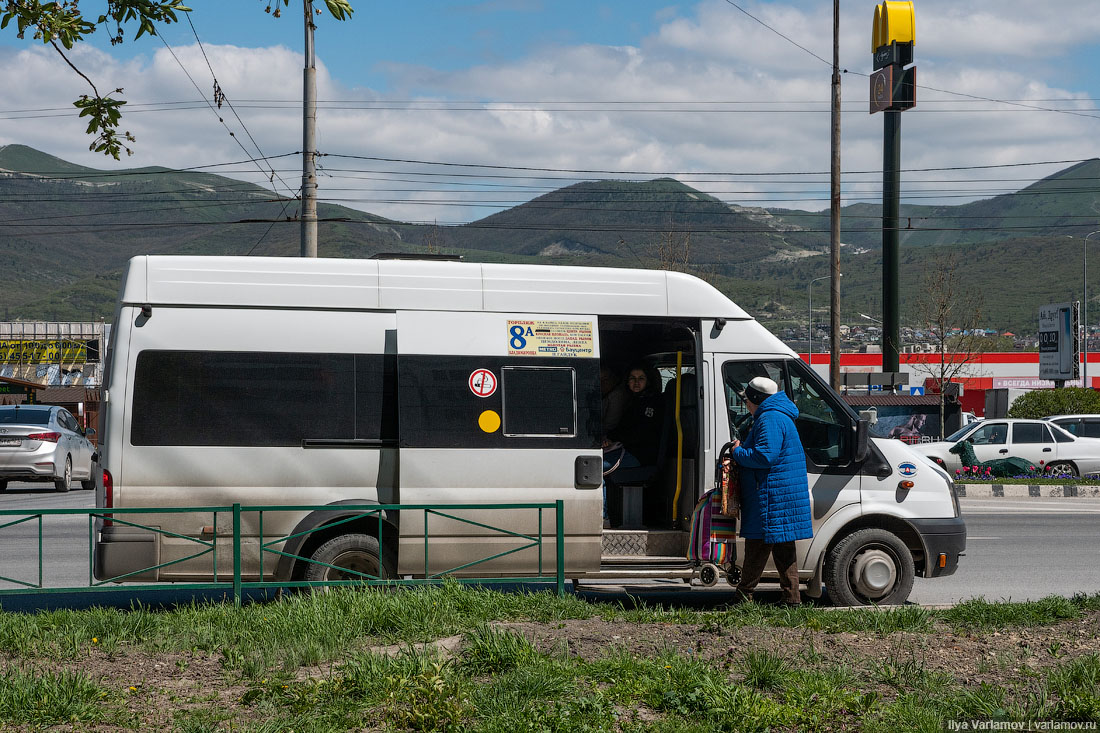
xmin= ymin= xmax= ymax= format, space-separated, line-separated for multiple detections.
xmin=0 ymin=322 xmax=106 ymax=433
xmin=806 ymin=352 xmax=1087 ymax=417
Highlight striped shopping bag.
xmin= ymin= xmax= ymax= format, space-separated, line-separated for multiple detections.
xmin=687 ymin=489 xmax=737 ymax=564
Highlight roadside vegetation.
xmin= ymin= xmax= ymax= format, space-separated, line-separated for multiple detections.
xmin=954 ymin=468 xmax=1100 ymax=486
xmin=1007 ymin=387 xmax=1100 ymax=419
xmin=0 ymin=583 xmax=1099 ymax=730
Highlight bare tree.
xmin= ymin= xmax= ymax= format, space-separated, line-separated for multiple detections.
xmin=911 ymin=253 xmax=985 ymax=437
xmin=655 ymin=216 xmax=692 ymax=273
xmin=424 ymin=220 xmax=446 ymax=255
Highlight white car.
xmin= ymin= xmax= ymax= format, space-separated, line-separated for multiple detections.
xmin=0 ymin=405 xmax=97 ymax=491
xmin=1043 ymin=414 xmax=1100 ymax=439
xmin=912 ymin=418 xmax=1100 ymax=477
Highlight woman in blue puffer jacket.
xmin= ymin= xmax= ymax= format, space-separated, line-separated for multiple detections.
xmin=730 ymin=376 xmax=812 ymax=605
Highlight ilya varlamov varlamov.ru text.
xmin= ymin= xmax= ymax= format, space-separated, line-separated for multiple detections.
xmin=946 ymin=721 xmax=1097 ymax=731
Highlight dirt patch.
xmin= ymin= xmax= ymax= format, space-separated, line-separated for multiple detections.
xmin=499 ymin=612 xmax=1100 ymax=689
xmin=4 ymin=612 xmax=1099 ymax=728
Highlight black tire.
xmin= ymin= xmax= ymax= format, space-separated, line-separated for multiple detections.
xmin=82 ymin=461 xmax=99 ymax=490
xmin=698 ymin=563 xmax=719 ymax=587
xmin=54 ymin=457 xmax=72 ymax=493
xmin=303 ymin=533 xmax=395 ymax=584
xmin=823 ymin=528 xmax=914 ymax=606
xmin=0 ymin=480 xmax=7 ymax=491
xmin=1046 ymin=461 xmax=1077 ymax=477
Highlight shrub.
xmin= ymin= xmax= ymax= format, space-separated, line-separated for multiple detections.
xmin=1006 ymin=387 xmax=1100 ymax=419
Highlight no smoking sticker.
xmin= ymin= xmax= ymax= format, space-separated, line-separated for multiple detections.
xmin=468 ymin=368 xmax=497 ymax=398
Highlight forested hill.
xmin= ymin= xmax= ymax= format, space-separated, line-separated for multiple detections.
xmin=0 ymin=143 xmax=1095 ymax=334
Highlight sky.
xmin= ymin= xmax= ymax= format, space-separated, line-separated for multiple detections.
xmin=2 ymin=0 xmax=1100 ymax=224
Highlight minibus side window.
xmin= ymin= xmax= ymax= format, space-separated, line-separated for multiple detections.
xmin=722 ymin=359 xmax=852 ymax=469
xmin=723 ymin=362 xmax=784 ymax=440
xmin=784 ymin=361 xmax=851 ymax=466
xmin=132 ymin=351 xmax=393 ymax=447
xmin=502 ymin=366 xmax=576 ymax=437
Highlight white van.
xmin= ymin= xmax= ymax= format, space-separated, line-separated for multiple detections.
xmin=94 ymin=256 xmax=964 ymax=605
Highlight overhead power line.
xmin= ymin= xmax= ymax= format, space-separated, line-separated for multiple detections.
xmin=320 ymin=153 xmax=1093 ymax=177
xmin=154 ymin=17 xmax=298 ymax=206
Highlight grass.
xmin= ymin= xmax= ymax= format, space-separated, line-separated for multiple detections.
xmin=0 ymin=668 xmax=119 ymax=726
xmin=0 ymin=585 xmax=1098 ymax=730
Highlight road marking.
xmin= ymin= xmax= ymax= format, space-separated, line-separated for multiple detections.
xmin=961 ymin=499 xmax=1100 ymax=513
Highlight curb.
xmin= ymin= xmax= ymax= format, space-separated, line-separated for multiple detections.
xmin=956 ymin=483 xmax=1100 ymax=498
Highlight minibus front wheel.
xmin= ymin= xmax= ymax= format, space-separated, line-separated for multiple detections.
xmin=303 ymin=533 xmax=396 ymax=584
xmin=823 ymin=528 xmax=915 ymax=607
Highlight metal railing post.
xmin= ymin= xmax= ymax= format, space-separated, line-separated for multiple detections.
xmin=555 ymin=499 xmax=565 ymax=597
xmin=232 ymin=503 xmax=242 ymax=606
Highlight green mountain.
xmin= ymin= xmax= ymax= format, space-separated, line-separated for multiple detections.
xmin=1 ymin=144 xmax=1096 ymax=334
xmin=0 ymin=144 xmax=415 ymax=319
xmin=767 ymin=158 xmax=1100 ymax=249
xmin=418 ymin=178 xmax=799 ymax=265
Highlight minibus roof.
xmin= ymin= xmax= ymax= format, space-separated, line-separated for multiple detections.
xmin=119 ymin=256 xmax=750 ymax=320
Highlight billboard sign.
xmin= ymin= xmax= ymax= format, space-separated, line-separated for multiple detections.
xmin=1038 ymin=302 xmax=1079 ymax=381
xmin=867 ymin=404 xmax=946 ymax=444
xmin=0 ymin=339 xmax=97 ymax=364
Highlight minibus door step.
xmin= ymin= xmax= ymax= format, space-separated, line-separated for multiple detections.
xmin=600 ymin=555 xmax=691 ymax=565
xmin=601 ymin=529 xmax=686 ymax=558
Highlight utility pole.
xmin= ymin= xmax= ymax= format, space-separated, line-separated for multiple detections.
xmin=828 ymin=0 xmax=842 ymax=391
xmin=301 ymin=0 xmax=318 ymax=258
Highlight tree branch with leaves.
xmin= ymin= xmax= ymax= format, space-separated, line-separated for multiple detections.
xmin=1 ymin=0 xmax=353 ymax=159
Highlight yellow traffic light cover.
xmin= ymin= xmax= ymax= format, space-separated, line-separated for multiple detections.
xmin=872 ymin=0 xmax=915 ymax=52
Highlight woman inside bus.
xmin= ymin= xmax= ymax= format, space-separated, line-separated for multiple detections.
xmin=603 ymin=364 xmax=664 ymax=527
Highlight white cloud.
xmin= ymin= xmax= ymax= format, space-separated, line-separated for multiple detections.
xmin=0 ymin=0 xmax=1097 ymax=223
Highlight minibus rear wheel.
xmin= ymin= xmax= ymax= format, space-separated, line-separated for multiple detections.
xmin=823 ymin=528 xmax=914 ymax=607
xmin=303 ymin=533 xmax=396 ymax=584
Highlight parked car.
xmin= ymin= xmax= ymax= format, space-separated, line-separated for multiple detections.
xmin=912 ymin=418 xmax=1100 ymax=477
xmin=1043 ymin=414 xmax=1100 ymax=439
xmin=0 ymin=405 xmax=97 ymax=491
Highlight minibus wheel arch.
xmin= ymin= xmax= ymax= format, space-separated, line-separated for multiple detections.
xmin=822 ymin=514 xmax=924 ymax=571
xmin=275 ymin=503 xmax=398 ymax=581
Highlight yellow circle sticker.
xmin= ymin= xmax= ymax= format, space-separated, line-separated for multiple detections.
xmin=478 ymin=410 xmax=501 ymax=433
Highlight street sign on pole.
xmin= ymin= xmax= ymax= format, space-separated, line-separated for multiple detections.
xmin=1039 ymin=302 xmax=1079 ymax=383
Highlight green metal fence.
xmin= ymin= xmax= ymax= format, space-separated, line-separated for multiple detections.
xmin=0 ymin=500 xmax=567 ymax=604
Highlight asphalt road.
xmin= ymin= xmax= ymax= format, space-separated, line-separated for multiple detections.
xmin=908 ymin=496 xmax=1100 ymax=606
xmin=0 ymin=482 xmax=96 ymax=590
xmin=0 ymin=487 xmax=1095 ymax=607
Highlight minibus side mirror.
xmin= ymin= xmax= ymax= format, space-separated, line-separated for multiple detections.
xmin=853 ymin=417 xmax=870 ymax=463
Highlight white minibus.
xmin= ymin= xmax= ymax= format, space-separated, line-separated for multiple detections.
xmin=94 ymin=256 xmax=964 ymax=605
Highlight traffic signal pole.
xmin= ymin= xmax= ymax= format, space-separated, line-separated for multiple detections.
xmin=869 ymin=1 xmax=916 ymax=375
xmin=882 ymin=109 xmax=901 ymax=372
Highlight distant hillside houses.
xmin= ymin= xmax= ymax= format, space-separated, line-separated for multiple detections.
xmin=782 ymin=321 xmax=1037 ymax=355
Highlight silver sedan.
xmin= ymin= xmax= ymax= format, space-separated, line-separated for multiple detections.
xmin=0 ymin=405 xmax=97 ymax=492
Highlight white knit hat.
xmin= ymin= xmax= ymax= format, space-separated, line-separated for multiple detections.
xmin=744 ymin=376 xmax=779 ymax=404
